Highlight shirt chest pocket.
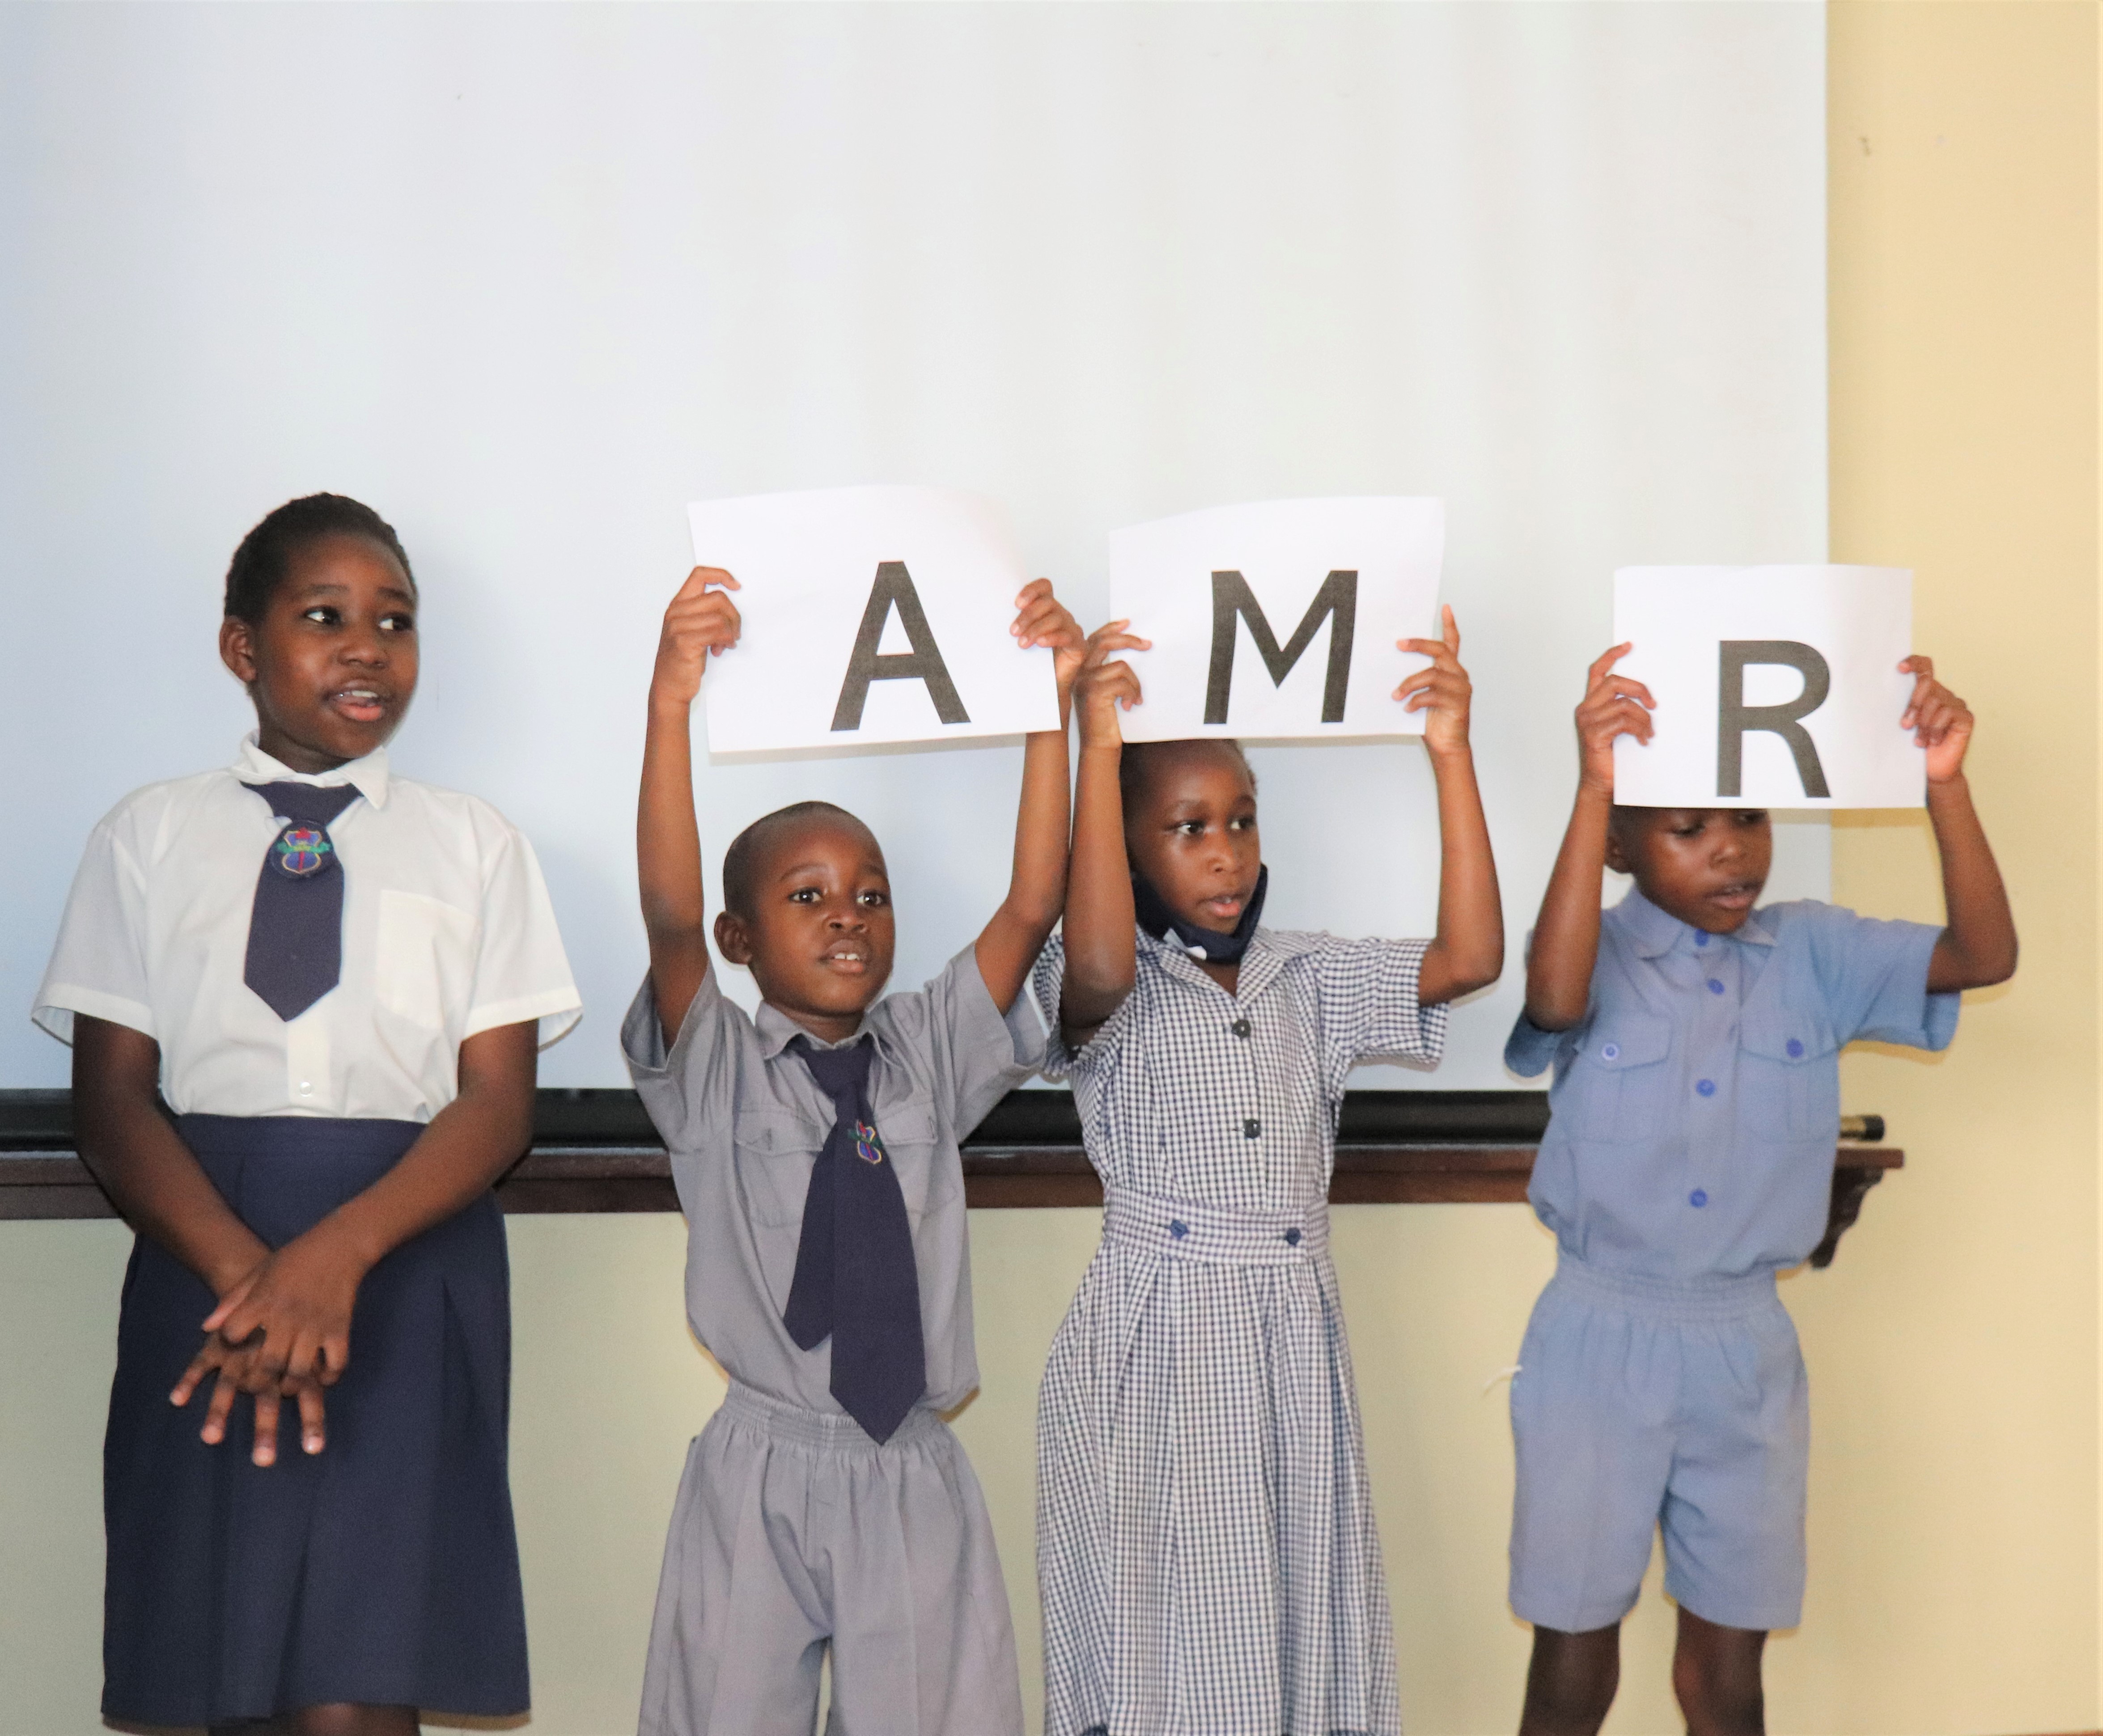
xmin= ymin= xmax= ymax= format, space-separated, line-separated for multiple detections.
xmin=373 ymin=890 xmax=478 ymax=1032
xmin=1562 ymin=1012 xmax=1675 ymax=1141
xmin=1740 ymin=1011 xmax=1840 ymax=1139
xmin=732 ymin=1099 xmax=949 ymax=1228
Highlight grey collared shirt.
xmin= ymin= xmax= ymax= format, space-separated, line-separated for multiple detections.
xmin=622 ymin=945 xmax=1045 ymax=1416
xmin=1506 ymin=888 xmax=1958 ymax=1279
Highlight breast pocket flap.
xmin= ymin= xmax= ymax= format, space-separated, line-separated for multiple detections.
xmin=732 ymin=1109 xmax=822 ymax=1157
xmin=1584 ymin=1012 xmax=1673 ymax=1071
xmin=732 ymin=1112 xmax=821 ymax=1227
xmin=874 ymin=1101 xmax=940 ymax=1147
xmin=1741 ymin=1011 xmax=1837 ymax=1065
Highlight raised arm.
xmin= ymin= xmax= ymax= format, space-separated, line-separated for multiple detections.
xmin=1902 ymin=656 xmax=2018 ymax=992
xmin=639 ymin=567 xmax=742 ymax=1041
xmin=1525 ymin=645 xmax=1655 ymax=1031
xmin=1057 ymin=621 xmax=1152 ymax=1046
xmin=1395 ymin=607 xmax=1503 ymax=1005
xmin=974 ymin=580 xmax=1085 ymax=1013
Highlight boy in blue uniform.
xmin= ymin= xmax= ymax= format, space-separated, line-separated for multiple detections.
xmin=1504 ymin=644 xmax=2016 ymax=1736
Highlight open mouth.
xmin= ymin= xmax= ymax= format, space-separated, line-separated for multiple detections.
xmin=328 ymin=686 xmax=390 ymax=725
xmin=819 ymin=945 xmax=870 ymax=974
xmin=1708 ymin=880 xmax=1762 ymax=910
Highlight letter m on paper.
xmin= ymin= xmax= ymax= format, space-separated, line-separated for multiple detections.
xmin=831 ymin=562 xmax=971 ymax=733
xmin=1204 ymin=570 xmax=1357 ymax=726
xmin=1717 ymin=640 xmax=1832 ymax=799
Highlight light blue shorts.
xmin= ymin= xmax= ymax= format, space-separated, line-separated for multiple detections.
xmin=1507 ymin=1256 xmax=1809 ymax=1634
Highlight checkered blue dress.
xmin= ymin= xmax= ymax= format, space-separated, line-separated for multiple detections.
xmin=1030 ymin=926 xmax=1446 ymax=1736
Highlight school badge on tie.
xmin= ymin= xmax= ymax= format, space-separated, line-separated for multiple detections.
xmin=241 ymin=781 xmax=363 ymax=1021
xmin=271 ymin=824 xmax=334 ymax=879
xmin=784 ymin=1035 xmax=927 ymax=1442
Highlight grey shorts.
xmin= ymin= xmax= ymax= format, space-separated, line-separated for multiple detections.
xmin=1507 ymin=1257 xmax=1809 ymax=1634
xmin=640 ymin=1383 xmax=1023 ymax=1736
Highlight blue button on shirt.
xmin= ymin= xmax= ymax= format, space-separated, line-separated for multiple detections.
xmin=1506 ymin=888 xmax=1959 ymax=1279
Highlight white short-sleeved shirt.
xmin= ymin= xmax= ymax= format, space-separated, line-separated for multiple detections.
xmin=33 ymin=736 xmax=582 ymax=1122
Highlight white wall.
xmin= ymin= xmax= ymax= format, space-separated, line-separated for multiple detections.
xmin=0 ymin=1 xmax=1826 ymax=1094
xmin=0 ymin=6 xmax=1836 ymax=1731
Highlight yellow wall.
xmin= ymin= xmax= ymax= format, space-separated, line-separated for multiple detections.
xmin=1823 ymin=2 xmax=2102 ymax=1730
xmin=4 ymin=7 xmax=2102 ymax=1733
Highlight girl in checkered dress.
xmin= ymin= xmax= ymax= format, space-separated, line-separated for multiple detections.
xmin=1029 ymin=608 xmax=1502 ymax=1736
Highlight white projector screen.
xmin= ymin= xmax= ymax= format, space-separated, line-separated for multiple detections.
xmin=0 ymin=2 xmax=1826 ymax=1094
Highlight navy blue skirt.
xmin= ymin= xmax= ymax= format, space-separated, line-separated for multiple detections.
xmin=103 ymin=1114 xmax=529 ymax=1724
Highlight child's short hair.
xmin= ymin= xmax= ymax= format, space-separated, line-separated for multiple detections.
xmin=721 ymin=800 xmax=873 ymax=920
xmin=224 ymin=494 xmax=416 ymax=624
xmin=1118 ymin=739 xmax=1257 ymax=817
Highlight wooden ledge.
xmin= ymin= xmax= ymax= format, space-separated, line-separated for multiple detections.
xmin=0 ymin=1144 xmax=1905 ymax=1266
xmin=0 ymin=1089 xmax=1903 ymax=1266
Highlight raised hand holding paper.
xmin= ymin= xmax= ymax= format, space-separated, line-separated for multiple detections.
xmin=1612 ymin=565 xmax=1925 ymax=809
xmin=689 ymin=486 xmax=1061 ymax=754
xmin=1107 ymin=497 xmax=1443 ymax=741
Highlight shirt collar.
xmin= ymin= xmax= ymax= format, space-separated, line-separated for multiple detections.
xmin=1140 ymin=923 xmax=1223 ymax=977
xmin=1141 ymin=922 xmax=1288 ymax=998
xmin=753 ymin=997 xmax=882 ymax=1063
xmin=1614 ymin=884 xmax=1775 ymax=957
xmin=232 ymin=733 xmax=391 ymax=809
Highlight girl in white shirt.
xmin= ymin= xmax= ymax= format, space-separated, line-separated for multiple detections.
xmin=34 ymin=495 xmax=581 ymax=1736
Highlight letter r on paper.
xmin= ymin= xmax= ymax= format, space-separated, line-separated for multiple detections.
xmin=1717 ymin=639 xmax=1832 ymax=798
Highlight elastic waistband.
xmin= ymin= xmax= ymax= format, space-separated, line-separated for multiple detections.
xmin=173 ymin=1114 xmax=435 ymax=1249
xmin=1102 ymin=1187 xmax=1329 ymax=1265
xmin=718 ymin=1382 xmax=944 ymax=1454
xmin=1551 ymin=1254 xmax=1780 ymax=1321
xmin=176 ymin=1113 xmax=424 ymax=1163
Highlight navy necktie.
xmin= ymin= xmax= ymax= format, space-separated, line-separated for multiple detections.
xmin=242 ymin=781 xmax=363 ymax=1022
xmin=784 ymin=1035 xmax=926 ymax=1443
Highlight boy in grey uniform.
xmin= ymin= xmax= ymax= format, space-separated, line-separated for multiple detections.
xmin=1504 ymin=643 xmax=2017 ymax=1736
xmin=623 ymin=564 xmax=1083 ymax=1736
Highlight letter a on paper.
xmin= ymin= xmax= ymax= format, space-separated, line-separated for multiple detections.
xmin=831 ymin=561 xmax=971 ymax=733
xmin=689 ymin=486 xmax=1056 ymax=754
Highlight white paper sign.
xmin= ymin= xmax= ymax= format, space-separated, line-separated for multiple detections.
xmin=1107 ymin=497 xmax=1443 ymax=741
xmin=1612 ymin=565 xmax=1923 ymax=809
xmin=690 ymin=486 xmax=1061 ymax=755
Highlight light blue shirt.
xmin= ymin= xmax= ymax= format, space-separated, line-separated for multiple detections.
xmin=1506 ymin=888 xmax=1958 ymax=1279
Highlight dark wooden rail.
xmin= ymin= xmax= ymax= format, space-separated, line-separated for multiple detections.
xmin=0 ymin=1089 xmax=1900 ymax=1268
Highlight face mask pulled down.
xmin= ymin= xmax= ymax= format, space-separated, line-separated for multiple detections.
xmin=1130 ymin=863 xmax=1269 ymax=965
